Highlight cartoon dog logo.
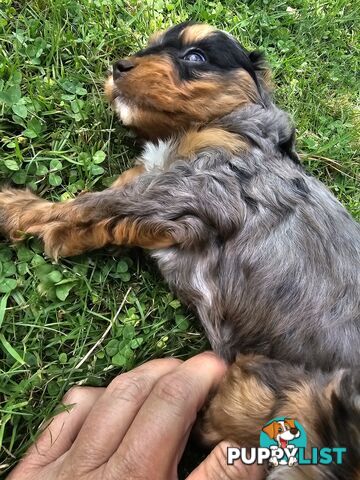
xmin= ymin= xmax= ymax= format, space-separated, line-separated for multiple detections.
xmin=262 ymin=418 xmax=301 ymax=466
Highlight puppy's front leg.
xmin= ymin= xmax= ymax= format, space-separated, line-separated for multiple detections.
xmin=0 ymin=187 xmax=115 ymax=258
xmin=0 ymin=172 xmax=204 ymax=259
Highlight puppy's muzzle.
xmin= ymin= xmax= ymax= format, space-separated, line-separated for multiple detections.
xmin=113 ymin=59 xmax=135 ymax=80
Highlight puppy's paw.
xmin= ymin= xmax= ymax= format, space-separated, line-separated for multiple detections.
xmin=0 ymin=188 xmax=39 ymax=239
xmin=0 ymin=188 xmax=56 ymax=248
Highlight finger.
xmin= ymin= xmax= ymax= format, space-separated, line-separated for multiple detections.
xmin=188 ymin=441 xmax=265 ymax=480
xmin=66 ymin=357 xmax=182 ymax=471
xmin=108 ymin=352 xmax=227 ymax=479
xmin=8 ymin=387 xmax=104 ymax=478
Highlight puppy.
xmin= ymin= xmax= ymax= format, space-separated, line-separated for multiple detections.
xmin=0 ymin=22 xmax=359 ymax=477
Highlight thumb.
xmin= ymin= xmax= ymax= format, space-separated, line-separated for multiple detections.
xmin=187 ymin=441 xmax=265 ymax=480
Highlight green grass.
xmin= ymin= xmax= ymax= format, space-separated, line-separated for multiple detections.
xmin=0 ymin=0 xmax=359 ymax=475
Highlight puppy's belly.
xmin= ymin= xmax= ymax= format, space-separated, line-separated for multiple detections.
xmin=151 ymin=241 xmax=360 ymax=369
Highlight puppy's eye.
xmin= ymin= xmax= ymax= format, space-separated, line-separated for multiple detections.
xmin=183 ymin=50 xmax=206 ymax=62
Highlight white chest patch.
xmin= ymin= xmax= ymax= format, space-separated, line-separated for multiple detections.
xmin=114 ymin=97 xmax=136 ymax=126
xmin=140 ymin=140 xmax=174 ymax=172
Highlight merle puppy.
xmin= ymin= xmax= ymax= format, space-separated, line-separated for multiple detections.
xmin=0 ymin=22 xmax=359 ymax=478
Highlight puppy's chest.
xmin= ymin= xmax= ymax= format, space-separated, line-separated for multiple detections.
xmin=139 ymin=140 xmax=175 ymax=172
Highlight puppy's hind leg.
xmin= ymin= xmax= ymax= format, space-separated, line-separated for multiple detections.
xmin=197 ymin=354 xmax=278 ymax=449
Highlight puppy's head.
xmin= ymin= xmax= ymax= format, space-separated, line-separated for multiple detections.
xmin=105 ymin=22 xmax=270 ymax=139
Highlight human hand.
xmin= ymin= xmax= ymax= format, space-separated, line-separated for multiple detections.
xmin=8 ymin=352 xmax=264 ymax=480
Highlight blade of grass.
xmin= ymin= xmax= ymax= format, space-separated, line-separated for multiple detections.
xmin=0 ymin=334 xmax=27 ymax=366
xmin=75 ymin=287 xmax=131 ymax=369
xmin=0 ymin=293 xmax=10 ymax=330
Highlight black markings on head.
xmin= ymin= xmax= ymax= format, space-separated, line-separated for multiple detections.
xmin=138 ymin=22 xmax=260 ymax=85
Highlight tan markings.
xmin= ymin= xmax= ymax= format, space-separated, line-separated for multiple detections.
xmin=274 ymin=383 xmax=335 ymax=480
xmin=322 ymin=369 xmax=344 ymax=400
xmin=25 ymin=216 xmax=176 ymax=259
xmin=104 ymin=75 xmax=115 ymax=102
xmin=0 ymin=187 xmax=177 ymax=259
xmin=147 ymin=30 xmax=164 ymax=46
xmin=111 ymin=164 xmax=145 ymax=188
xmin=273 ymin=380 xmax=326 ymax=450
xmin=177 ymin=128 xmax=247 ymax=158
xmin=199 ymin=355 xmax=356 ymax=480
xmin=261 ymin=67 xmax=273 ymax=91
xmin=181 ymin=24 xmax=216 ymax=44
xmin=27 ymin=219 xmax=113 ymax=259
xmin=199 ymin=354 xmax=325 ymax=451
xmin=109 ymin=54 xmax=259 ymax=139
xmin=0 ymin=189 xmax=61 ymax=241
xmin=200 ymin=355 xmax=275 ymax=447
xmin=113 ymin=219 xmax=176 ymax=249
xmin=0 ymin=188 xmax=106 ymax=259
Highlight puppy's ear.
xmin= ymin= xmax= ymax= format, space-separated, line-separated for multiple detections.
xmin=285 ymin=418 xmax=297 ymax=429
xmin=249 ymin=51 xmax=272 ymax=92
xmin=262 ymin=422 xmax=276 ymax=439
xmin=249 ymin=51 xmax=300 ymax=164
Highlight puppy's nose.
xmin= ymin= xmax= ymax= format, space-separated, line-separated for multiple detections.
xmin=113 ymin=59 xmax=135 ymax=80
xmin=290 ymin=427 xmax=298 ymax=435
